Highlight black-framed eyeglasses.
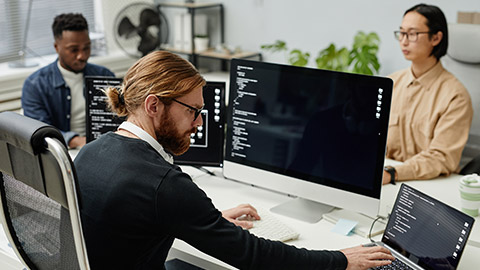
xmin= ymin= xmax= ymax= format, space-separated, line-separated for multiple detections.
xmin=394 ymin=31 xmax=431 ymax=42
xmin=172 ymin=98 xmax=204 ymax=121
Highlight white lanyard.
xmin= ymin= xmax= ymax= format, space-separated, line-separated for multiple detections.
xmin=118 ymin=121 xmax=174 ymax=164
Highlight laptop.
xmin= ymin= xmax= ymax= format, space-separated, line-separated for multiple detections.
xmin=367 ymin=184 xmax=475 ymax=270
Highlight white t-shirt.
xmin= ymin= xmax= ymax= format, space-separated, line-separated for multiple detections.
xmin=57 ymin=61 xmax=85 ymax=136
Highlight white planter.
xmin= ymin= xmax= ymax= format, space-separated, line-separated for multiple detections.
xmin=194 ymin=37 xmax=209 ymax=52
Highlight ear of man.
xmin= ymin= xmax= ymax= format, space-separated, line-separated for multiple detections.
xmin=144 ymin=94 xmax=165 ymax=118
xmin=431 ymin=31 xmax=443 ymax=46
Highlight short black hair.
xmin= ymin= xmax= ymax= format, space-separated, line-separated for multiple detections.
xmin=404 ymin=4 xmax=448 ymax=60
xmin=52 ymin=13 xmax=89 ymax=40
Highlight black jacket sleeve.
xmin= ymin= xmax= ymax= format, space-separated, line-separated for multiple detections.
xmin=156 ymin=169 xmax=348 ymax=270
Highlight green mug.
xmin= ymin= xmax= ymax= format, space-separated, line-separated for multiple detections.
xmin=459 ymin=174 xmax=480 ymax=217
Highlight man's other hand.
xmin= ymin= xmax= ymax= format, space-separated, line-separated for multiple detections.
xmin=69 ymin=136 xmax=86 ymax=149
xmin=222 ymin=204 xmax=260 ymax=229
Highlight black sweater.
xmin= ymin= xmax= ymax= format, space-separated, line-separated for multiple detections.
xmin=74 ymin=132 xmax=347 ymax=270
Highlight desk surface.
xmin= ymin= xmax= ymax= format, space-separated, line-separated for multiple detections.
xmin=1 ymin=161 xmax=479 ymax=270
xmin=168 ymin=165 xmax=480 ymax=270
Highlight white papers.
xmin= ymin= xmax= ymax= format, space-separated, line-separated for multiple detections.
xmin=173 ymin=13 xmax=208 ymax=51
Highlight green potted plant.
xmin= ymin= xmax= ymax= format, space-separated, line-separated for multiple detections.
xmin=260 ymin=40 xmax=310 ymax=67
xmin=261 ymin=31 xmax=381 ymax=75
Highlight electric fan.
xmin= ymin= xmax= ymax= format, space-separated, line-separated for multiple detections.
xmin=113 ymin=2 xmax=169 ymax=58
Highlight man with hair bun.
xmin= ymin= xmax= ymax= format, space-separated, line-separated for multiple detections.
xmin=22 ymin=13 xmax=114 ymax=149
xmin=74 ymin=51 xmax=393 ymax=270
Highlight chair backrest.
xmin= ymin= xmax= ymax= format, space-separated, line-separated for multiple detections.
xmin=0 ymin=111 xmax=89 ymax=270
xmin=442 ymin=23 xmax=480 ymax=163
xmin=460 ymin=155 xmax=480 ymax=175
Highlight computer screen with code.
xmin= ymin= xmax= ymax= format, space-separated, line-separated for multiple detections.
xmin=85 ymin=76 xmax=225 ymax=167
xmin=382 ymin=184 xmax=474 ymax=270
xmin=223 ymin=59 xmax=393 ymax=220
xmin=85 ymin=76 xmax=124 ymax=143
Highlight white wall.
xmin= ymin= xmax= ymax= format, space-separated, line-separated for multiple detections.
xmin=196 ymin=0 xmax=480 ymax=76
xmin=101 ymin=0 xmax=480 ymax=75
xmin=101 ymin=0 xmax=480 ymax=151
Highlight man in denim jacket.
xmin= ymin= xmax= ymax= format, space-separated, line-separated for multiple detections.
xmin=22 ymin=13 xmax=114 ymax=148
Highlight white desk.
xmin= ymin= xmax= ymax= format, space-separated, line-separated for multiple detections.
xmin=166 ymin=166 xmax=480 ymax=270
xmin=1 ymin=163 xmax=479 ymax=269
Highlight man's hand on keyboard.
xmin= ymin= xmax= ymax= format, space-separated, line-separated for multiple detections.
xmin=340 ymin=245 xmax=394 ymax=270
xmin=222 ymin=204 xmax=260 ymax=229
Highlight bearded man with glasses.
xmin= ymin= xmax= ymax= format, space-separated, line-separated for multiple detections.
xmin=383 ymin=4 xmax=473 ymax=184
xmin=74 ymin=51 xmax=394 ymax=270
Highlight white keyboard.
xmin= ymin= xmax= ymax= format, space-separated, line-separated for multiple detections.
xmin=243 ymin=208 xmax=300 ymax=242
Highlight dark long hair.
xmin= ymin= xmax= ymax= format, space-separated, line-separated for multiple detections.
xmin=404 ymin=4 xmax=448 ymax=60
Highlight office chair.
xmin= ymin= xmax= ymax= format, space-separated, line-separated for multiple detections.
xmin=460 ymin=155 xmax=480 ymax=175
xmin=442 ymin=23 xmax=480 ymax=170
xmin=0 ymin=111 xmax=89 ymax=270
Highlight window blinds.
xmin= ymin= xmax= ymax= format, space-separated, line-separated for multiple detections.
xmin=0 ymin=0 xmax=96 ymax=63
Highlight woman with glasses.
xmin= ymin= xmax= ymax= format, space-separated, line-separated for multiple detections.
xmin=383 ymin=4 xmax=473 ymax=184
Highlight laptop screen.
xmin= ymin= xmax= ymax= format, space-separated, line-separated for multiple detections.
xmin=382 ymin=184 xmax=475 ymax=270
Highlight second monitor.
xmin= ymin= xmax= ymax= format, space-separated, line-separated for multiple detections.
xmin=85 ymin=76 xmax=226 ymax=167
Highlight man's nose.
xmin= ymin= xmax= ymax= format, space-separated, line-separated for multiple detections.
xmin=194 ymin=114 xmax=203 ymax=127
xmin=77 ymin=50 xmax=89 ymax=61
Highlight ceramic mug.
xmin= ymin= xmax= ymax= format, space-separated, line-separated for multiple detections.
xmin=459 ymin=173 xmax=480 ymax=217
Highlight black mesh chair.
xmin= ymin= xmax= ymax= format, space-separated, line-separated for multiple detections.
xmin=0 ymin=112 xmax=89 ymax=270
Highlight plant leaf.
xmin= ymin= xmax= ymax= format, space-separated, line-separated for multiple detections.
xmin=316 ymin=44 xmax=350 ymax=72
xmin=260 ymin=40 xmax=287 ymax=53
xmin=289 ymin=49 xmax=310 ymax=67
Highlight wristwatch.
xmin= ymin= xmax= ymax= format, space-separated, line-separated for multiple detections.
xmin=384 ymin=166 xmax=396 ymax=185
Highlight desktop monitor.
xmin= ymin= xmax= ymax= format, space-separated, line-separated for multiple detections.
xmin=85 ymin=76 xmax=125 ymax=142
xmin=173 ymin=81 xmax=226 ymax=167
xmin=223 ymin=59 xmax=393 ymax=222
xmin=85 ymin=76 xmax=226 ymax=167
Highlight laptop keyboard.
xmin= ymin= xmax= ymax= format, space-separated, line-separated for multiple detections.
xmin=373 ymin=259 xmax=414 ymax=270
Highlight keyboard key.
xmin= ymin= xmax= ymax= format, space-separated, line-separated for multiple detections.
xmin=373 ymin=258 xmax=414 ymax=270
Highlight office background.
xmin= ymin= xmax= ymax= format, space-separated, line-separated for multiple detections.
xmin=1 ymin=1 xmax=480 ymax=269
xmin=101 ymin=0 xmax=480 ymax=161
xmin=1 ymin=0 xmax=480 ymax=151
xmin=98 ymin=0 xmax=480 ymax=75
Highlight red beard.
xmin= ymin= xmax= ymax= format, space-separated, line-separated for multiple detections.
xmin=155 ymin=109 xmax=196 ymax=156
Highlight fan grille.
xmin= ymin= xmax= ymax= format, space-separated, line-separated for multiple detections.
xmin=114 ymin=2 xmax=169 ymax=58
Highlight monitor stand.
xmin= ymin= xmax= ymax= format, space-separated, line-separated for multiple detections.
xmin=270 ymin=197 xmax=334 ymax=224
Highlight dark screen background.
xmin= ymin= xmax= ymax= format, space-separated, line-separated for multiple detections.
xmin=382 ymin=184 xmax=474 ymax=270
xmin=225 ymin=59 xmax=393 ymax=198
xmin=85 ymin=77 xmax=225 ymax=167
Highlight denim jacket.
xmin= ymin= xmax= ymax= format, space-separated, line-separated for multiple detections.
xmin=22 ymin=59 xmax=114 ymax=145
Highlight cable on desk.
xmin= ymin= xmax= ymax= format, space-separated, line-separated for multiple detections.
xmin=193 ymin=166 xmax=216 ymax=176
xmin=368 ymin=216 xmax=383 ymax=243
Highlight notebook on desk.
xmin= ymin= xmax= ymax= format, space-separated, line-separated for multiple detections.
xmin=367 ymin=184 xmax=474 ymax=270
